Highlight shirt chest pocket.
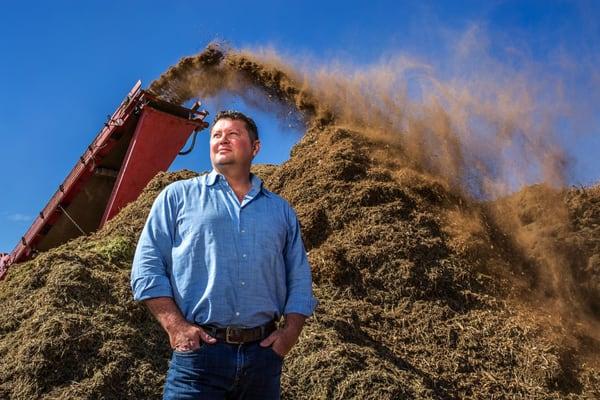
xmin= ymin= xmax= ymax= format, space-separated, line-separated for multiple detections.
xmin=176 ymin=207 xmax=228 ymax=243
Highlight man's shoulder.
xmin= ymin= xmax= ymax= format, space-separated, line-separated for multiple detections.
xmin=259 ymin=188 xmax=299 ymax=219
xmin=260 ymin=187 xmax=289 ymax=205
xmin=161 ymin=176 xmax=201 ymax=198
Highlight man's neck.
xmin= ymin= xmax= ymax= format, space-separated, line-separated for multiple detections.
xmin=214 ymin=165 xmax=252 ymax=192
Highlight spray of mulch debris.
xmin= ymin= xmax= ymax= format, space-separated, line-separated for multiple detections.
xmin=0 ymin=44 xmax=599 ymax=399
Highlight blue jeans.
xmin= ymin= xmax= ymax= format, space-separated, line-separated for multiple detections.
xmin=163 ymin=340 xmax=283 ymax=400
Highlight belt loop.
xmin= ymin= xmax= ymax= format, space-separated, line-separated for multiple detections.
xmin=205 ymin=325 xmax=216 ymax=337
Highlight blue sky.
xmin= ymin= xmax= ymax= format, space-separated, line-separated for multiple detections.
xmin=1 ymin=1 xmax=599 ymax=253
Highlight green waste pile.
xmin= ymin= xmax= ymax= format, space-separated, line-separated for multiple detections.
xmin=0 ymin=45 xmax=599 ymax=399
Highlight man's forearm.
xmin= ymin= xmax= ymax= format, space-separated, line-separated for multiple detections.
xmin=143 ymin=296 xmax=188 ymax=333
xmin=144 ymin=297 xmax=215 ymax=349
xmin=260 ymin=313 xmax=307 ymax=356
xmin=283 ymin=313 xmax=306 ymax=335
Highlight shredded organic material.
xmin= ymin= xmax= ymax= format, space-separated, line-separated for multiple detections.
xmin=0 ymin=45 xmax=598 ymax=399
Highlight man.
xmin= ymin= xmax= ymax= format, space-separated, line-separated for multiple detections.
xmin=131 ymin=110 xmax=317 ymax=399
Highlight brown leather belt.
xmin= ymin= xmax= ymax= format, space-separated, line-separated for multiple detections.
xmin=200 ymin=321 xmax=277 ymax=344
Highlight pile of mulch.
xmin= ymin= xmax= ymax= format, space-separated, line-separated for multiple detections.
xmin=1 ymin=122 xmax=599 ymax=399
xmin=1 ymin=44 xmax=599 ymax=398
xmin=0 ymin=171 xmax=196 ymax=399
xmin=258 ymin=124 xmax=600 ymax=399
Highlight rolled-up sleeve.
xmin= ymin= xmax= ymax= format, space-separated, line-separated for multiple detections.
xmin=283 ymin=205 xmax=318 ymax=317
xmin=131 ymin=186 xmax=177 ymax=301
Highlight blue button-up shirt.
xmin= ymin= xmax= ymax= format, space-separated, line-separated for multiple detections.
xmin=131 ymin=169 xmax=318 ymax=328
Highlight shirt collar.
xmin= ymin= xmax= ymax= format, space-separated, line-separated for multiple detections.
xmin=249 ymin=173 xmax=262 ymax=194
xmin=206 ymin=169 xmax=221 ymax=186
xmin=206 ymin=169 xmax=268 ymax=196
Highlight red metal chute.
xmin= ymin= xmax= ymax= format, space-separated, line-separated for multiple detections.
xmin=0 ymin=81 xmax=208 ymax=280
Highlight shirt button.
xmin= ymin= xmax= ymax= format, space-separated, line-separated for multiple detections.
xmin=242 ymin=254 xmax=247 ymax=258
xmin=241 ymin=281 xmax=245 ymax=286
xmin=235 ymin=312 xmax=240 ymax=316
xmin=241 ymin=229 xmax=245 ymax=233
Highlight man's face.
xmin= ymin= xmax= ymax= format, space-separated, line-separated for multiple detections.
xmin=210 ymin=118 xmax=259 ymax=169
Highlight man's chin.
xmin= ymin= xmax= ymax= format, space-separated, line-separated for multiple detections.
xmin=214 ymin=155 xmax=234 ymax=164
xmin=214 ymin=159 xmax=235 ymax=167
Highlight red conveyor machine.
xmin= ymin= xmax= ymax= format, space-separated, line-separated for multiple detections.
xmin=0 ymin=81 xmax=208 ymax=280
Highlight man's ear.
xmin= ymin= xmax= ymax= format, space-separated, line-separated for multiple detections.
xmin=252 ymin=140 xmax=261 ymax=158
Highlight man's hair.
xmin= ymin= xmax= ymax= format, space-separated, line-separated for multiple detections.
xmin=211 ymin=110 xmax=259 ymax=142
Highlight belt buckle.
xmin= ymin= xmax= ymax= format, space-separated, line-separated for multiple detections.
xmin=225 ymin=327 xmax=242 ymax=344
